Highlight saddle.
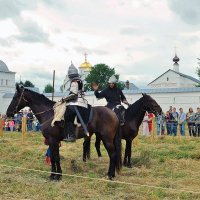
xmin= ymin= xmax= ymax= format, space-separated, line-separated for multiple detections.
xmin=112 ymin=105 xmax=126 ymax=126
xmin=53 ymin=104 xmax=93 ymax=137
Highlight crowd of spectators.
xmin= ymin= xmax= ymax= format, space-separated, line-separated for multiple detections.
xmin=142 ymin=106 xmax=200 ymax=137
xmin=1 ymin=105 xmax=200 ymax=137
xmin=0 ymin=109 xmax=41 ymax=132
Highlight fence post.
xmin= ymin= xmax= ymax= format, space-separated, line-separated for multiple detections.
xmin=177 ymin=123 xmax=181 ymax=143
xmin=22 ymin=117 xmax=27 ymax=141
xmin=0 ymin=118 xmax=3 ymax=137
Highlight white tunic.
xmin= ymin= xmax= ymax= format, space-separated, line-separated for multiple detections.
xmin=65 ymin=81 xmax=88 ymax=108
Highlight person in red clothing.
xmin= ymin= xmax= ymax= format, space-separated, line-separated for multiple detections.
xmin=148 ymin=113 xmax=154 ymax=134
xmin=44 ymin=138 xmax=51 ymax=166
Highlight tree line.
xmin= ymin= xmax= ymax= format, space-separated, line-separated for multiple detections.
xmin=20 ymin=60 xmax=200 ymax=92
xmin=18 ymin=63 xmax=125 ymax=93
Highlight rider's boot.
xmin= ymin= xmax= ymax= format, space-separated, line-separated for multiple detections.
xmin=120 ymin=109 xmax=125 ymax=126
xmin=63 ymin=122 xmax=76 ymax=142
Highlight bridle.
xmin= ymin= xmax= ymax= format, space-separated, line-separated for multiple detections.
xmin=142 ymin=97 xmax=159 ymax=114
xmin=14 ymin=89 xmax=53 ymax=116
xmin=14 ymin=89 xmax=28 ymax=114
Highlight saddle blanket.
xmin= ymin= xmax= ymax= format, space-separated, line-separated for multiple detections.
xmin=51 ymin=101 xmax=66 ymax=127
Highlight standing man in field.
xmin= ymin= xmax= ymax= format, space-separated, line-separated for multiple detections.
xmin=178 ymin=108 xmax=186 ymax=136
xmin=169 ymin=107 xmax=179 ymax=136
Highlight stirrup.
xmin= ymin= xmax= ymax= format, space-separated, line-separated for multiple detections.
xmin=63 ymin=135 xmax=76 ymax=142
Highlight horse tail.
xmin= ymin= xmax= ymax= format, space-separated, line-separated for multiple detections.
xmin=114 ymin=125 xmax=122 ymax=174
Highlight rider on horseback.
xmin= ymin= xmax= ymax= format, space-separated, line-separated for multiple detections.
xmin=62 ymin=63 xmax=89 ymax=142
xmin=92 ymin=75 xmax=129 ymax=125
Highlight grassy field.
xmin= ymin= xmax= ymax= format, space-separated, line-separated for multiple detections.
xmin=1 ymin=132 xmax=200 ymax=199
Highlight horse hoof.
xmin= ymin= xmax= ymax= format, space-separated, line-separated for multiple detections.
xmin=54 ymin=174 xmax=62 ymax=181
xmin=127 ymin=165 xmax=132 ymax=168
xmin=49 ymin=174 xmax=55 ymax=181
xmin=123 ymin=163 xmax=127 ymax=167
xmin=98 ymin=157 xmax=102 ymax=161
xmin=108 ymin=175 xmax=115 ymax=180
xmin=83 ymin=158 xmax=86 ymax=162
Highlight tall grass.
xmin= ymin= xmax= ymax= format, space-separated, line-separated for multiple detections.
xmin=1 ymin=132 xmax=200 ymax=199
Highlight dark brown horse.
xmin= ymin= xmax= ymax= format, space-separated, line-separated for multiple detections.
xmin=6 ymin=84 xmax=122 ymax=180
xmin=88 ymin=93 xmax=162 ymax=167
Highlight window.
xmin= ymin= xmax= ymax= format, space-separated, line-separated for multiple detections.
xmin=1 ymin=79 xmax=3 ymax=85
xmin=6 ymin=80 xmax=8 ymax=85
xmin=167 ymin=77 xmax=169 ymax=81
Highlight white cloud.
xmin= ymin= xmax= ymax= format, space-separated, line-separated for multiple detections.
xmin=0 ymin=0 xmax=199 ymax=92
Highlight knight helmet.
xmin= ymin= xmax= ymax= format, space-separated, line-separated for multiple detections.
xmin=108 ymin=75 xmax=117 ymax=84
xmin=68 ymin=62 xmax=79 ymax=79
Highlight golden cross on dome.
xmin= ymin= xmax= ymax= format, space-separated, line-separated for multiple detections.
xmin=84 ymin=52 xmax=88 ymax=62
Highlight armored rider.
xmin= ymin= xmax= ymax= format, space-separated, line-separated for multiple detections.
xmin=62 ymin=63 xmax=89 ymax=142
xmin=92 ymin=75 xmax=129 ymax=125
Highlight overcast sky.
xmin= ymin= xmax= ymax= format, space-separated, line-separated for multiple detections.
xmin=0 ymin=0 xmax=200 ymax=92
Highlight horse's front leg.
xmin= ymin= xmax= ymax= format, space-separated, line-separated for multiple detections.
xmin=49 ymin=138 xmax=62 ymax=181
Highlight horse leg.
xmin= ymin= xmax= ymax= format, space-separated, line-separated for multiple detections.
xmin=54 ymin=142 xmax=62 ymax=180
xmin=123 ymin=139 xmax=128 ymax=167
xmin=102 ymin=140 xmax=116 ymax=180
xmin=49 ymin=138 xmax=62 ymax=181
xmin=95 ymin=133 xmax=102 ymax=160
xmin=49 ymin=152 xmax=56 ymax=180
xmin=127 ymin=139 xmax=133 ymax=168
xmin=83 ymin=137 xmax=91 ymax=162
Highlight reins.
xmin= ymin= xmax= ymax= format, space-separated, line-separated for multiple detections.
xmin=14 ymin=89 xmax=27 ymax=114
xmin=15 ymin=88 xmax=54 ymax=116
xmin=34 ymin=108 xmax=53 ymax=116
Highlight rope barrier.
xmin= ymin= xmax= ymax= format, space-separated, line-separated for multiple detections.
xmin=0 ymin=163 xmax=200 ymax=194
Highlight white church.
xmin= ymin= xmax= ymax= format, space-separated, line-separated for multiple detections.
xmin=0 ymin=52 xmax=200 ymax=114
xmin=148 ymin=54 xmax=200 ymax=88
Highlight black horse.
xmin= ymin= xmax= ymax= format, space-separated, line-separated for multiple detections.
xmin=6 ymin=84 xmax=122 ymax=180
xmin=87 ymin=93 xmax=162 ymax=167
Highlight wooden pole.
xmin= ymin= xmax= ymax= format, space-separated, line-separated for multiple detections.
xmin=52 ymin=70 xmax=55 ymax=101
xmin=22 ymin=117 xmax=27 ymax=141
xmin=177 ymin=123 xmax=181 ymax=143
xmin=0 ymin=118 xmax=3 ymax=138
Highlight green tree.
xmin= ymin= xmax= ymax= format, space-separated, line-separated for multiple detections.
xmin=24 ymin=80 xmax=34 ymax=87
xmin=16 ymin=80 xmax=34 ymax=87
xmin=84 ymin=63 xmax=125 ymax=91
xmin=43 ymin=84 xmax=53 ymax=93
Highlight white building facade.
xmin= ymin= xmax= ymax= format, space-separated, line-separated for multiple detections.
xmin=148 ymin=53 xmax=200 ymax=89
xmin=1 ymin=55 xmax=200 ymax=114
xmin=0 ymin=60 xmax=15 ymax=114
xmin=148 ymin=69 xmax=200 ymax=88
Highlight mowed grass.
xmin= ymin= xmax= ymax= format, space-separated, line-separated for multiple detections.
xmin=1 ymin=132 xmax=200 ymax=199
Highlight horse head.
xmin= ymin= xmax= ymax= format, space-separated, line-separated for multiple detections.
xmin=142 ymin=93 xmax=162 ymax=115
xmin=6 ymin=84 xmax=28 ymax=117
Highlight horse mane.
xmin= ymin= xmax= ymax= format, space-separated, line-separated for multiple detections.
xmin=24 ymin=88 xmax=55 ymax=106
xmin=125 ymin=97 xmax=144 ymax=119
